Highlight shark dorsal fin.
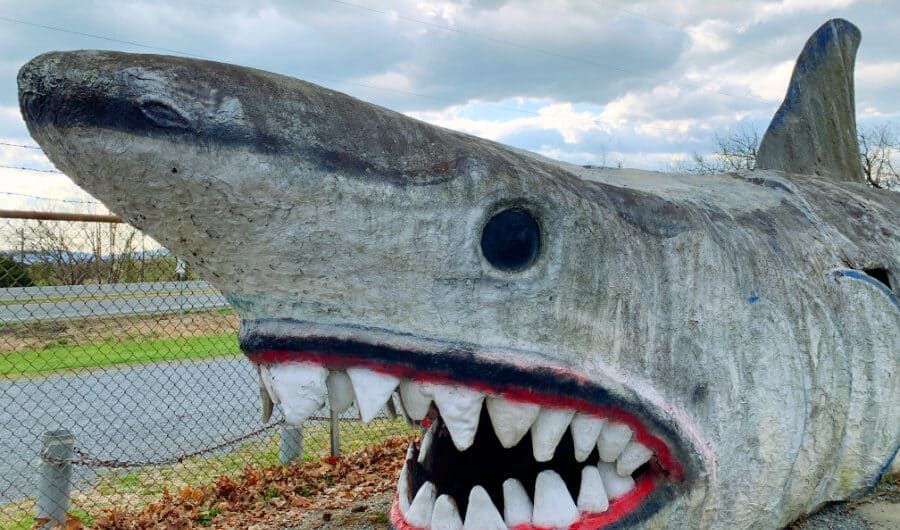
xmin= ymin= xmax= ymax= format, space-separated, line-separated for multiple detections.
xmin=756 ymin=19 xmax=864 ymax=183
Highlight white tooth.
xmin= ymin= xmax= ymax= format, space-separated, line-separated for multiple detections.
xmin=532 ymin=470 xmax=579 ymax=528
xmin=259 ymin=365 xmax=280 ymax=404
xmin=430 ymin=384 xmax=485 ymax=451
xmin=432 ymin=494 xmax=463 ymax=530
xmin=346 ymin=367 xmax=400 ymax=423
xmin=268 ymin=362 xmax=327 ymax=425
xmin=570 ymin=414 xmax=605 ymax=462
xmin=256 ymin=365 xmax=274 ymax=423
xmin=502 ymin=478 xmax=533 ymax=527
xmin=463 ymin=486 xmax=506 ymax=530
xmin=577 ymin=465 xmax=609 ymax=513
xmin=485 ymin=397 xmax=540 ymax=449
xmin=617 ymin=440 xmax=654 ymax=476
xmin=398 ymin=460 xmax=411 ymax=515
xmin=418 ymin=420 xmax=437 ymax=464
xmin=597 ymin=422 xmax=633 ymax=462
xmin=325 ymin=370 xmax=354 ymax=414
xmin=597 ymin=462 xmax=635 ymax=499
xmin=400 ymin=380 xmax=433 ymax=420
xmin=405 ymin=481 xmax=437 ymax=528
xmin=531 ymin=408 xmax=576 ymax=462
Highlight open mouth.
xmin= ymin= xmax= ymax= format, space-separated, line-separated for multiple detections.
xmin=242 ymin=319 xmax=692 ymax=529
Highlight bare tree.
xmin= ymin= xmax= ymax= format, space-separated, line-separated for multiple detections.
xmin=677 ymin=122 xmax=899 ymax=190
xmin=858 ymin=123 xmax=900 ymax=189
xmin=680 ymin=125 xmax=760 ymax=174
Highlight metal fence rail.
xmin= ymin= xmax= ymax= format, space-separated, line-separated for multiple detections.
xmin=0 ymin=212 xmax=414 ymax=528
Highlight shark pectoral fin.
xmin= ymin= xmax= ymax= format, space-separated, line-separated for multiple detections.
xmin=756 ymin=18 xmax=864 ymax=183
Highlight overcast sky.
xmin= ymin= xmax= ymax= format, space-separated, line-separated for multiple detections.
xmin=1 ymin=0 xmax=898 ymax=212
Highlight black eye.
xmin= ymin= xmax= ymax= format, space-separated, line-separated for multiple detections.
xmin=480 ymin=208 xmax=541 ymax=272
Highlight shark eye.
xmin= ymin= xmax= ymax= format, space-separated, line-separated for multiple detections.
xmin=480 ymin=208 xmax=541 ymax=272
xmin=138 ymin=97 xmax=191 ymax=130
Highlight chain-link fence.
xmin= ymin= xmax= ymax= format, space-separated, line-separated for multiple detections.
xmin=0 ymin=212 xmax=417 ymax=529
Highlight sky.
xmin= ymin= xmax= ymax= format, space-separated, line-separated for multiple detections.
xmin=0 ymin=0 xmax=898 ymax=213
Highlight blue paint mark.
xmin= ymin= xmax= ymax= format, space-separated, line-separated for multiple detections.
xmin=764 ymin=19 xmax=860 ymax=134
xmin=871 ymin=444 xmax=899 ymax=492
xmin=834 ymin=269 xmax=900 ymax=310
xmin=748 ymin=295 xmax=759 ymax=304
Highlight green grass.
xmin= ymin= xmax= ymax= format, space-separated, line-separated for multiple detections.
xmin=1 ymin=333 xmax=240 ymax=376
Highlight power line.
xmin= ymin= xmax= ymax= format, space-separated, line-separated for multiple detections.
xmin=0 ymin=142 xmax=42 ymax=150
xmin=0 ymin=10 xmax=737 ymax=154
xmin=0 ymin=164 xmax=62 ymax=174
xmin=0 ymin=15 xmax=545 ymax=120
xmin=0 ymin=16 xmax=213 ymax=59
xmin=0 ymin=190 xmax=100 ymax=204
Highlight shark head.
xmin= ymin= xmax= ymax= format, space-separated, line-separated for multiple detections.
xmin=18 ymin=19 xmax=899 ymax=529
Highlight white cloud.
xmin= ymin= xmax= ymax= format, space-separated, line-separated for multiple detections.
xmin=753 ymin=0 xmax=858 ymax=22
xmin=0 ymin=0 xmax=896 ymax=186
xmin=409 ymin=100 xmax=607 ymax=144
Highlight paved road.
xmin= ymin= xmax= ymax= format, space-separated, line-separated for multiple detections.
xmin=0 ymin=357 xmax=262 ymax=502
xmin=0 ymin=281 xmax=228 ymax=323
xmin=0 ymin=281 xmax=213 ymax=302
xmin=0 ymin=357 xmax=364 ymax=503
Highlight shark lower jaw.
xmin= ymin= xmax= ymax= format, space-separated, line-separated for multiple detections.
xmin=242 ymin=320 xmax=691 ymax=529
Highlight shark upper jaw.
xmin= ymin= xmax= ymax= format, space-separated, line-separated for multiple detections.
xmin=241 ymin=319 xmax=697 ymax=529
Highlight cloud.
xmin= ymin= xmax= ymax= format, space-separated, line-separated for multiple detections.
xmin=0 ymin=0 xmax=896 ymax=194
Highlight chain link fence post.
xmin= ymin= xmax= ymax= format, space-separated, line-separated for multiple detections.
xmin=330 ymin=409 xmax=341 ymax=457
xmin=36 ymin=429 xmax=73 ymax=529
xmin=279 ymin=425 xmax=303 ymax=464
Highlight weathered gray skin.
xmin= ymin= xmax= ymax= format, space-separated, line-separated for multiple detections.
xmin=16 ymin=19 xmax=899 ymax=529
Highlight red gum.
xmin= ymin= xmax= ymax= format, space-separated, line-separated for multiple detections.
xmin=388 ymin=473 xmax=657 ymax=530
xmin=250 ymin=349 xmax=684 ymax=481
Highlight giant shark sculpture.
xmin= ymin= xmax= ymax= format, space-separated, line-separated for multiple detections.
xmin=17 ymin=18 xmax=898 ymax=530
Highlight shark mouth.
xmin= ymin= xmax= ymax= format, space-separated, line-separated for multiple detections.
xmin=241 ymin=319 xmax=691 ymax=529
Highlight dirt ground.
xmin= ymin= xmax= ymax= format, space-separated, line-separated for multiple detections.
xmin=0 ymin=310 xmax=238 ymax=353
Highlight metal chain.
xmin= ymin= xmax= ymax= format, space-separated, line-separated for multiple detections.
xmin=43 ymin=419 xmax=285 ymax=468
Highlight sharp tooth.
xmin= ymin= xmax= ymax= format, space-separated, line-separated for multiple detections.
xmin=430 ymin=384 xmax=485 ymax=451
xmin=570 ymin=414 xmax=605 ymax=462
xmin=597 ymin=462 xmax=635 ymax=499
xmin=405 ymin=481 xmax=436 ymax=528
xmin=463 ymin=486 xmax=506 ymax=530
xmin=431 ymin=494 xmax=463 ymax=530
xmin=268 ymin=362 xmax=327 ymax=425
xmin=400 ymin=380 xmax=433 ymax=420
xmin=325 ymin=370 xmax=354 ymax=414
xmin=384 ymin=395 xmax=399 ymax=419
xmin=259 ymin=364 xmax=280 ymax=404
xmin=256 ymin=365 xmax=274 ymax=423
xmin=346 ymin=368 xmax=400 ymax=423
xmin=532 ymin=470 xmax=579 ymax=528
xmin=597 ymin=422 xmax=633 ymax=462
xmin=531 ymin=408 xmax=575 ymax=462
xmin=617 ymin=440 xmax=654 ymax=476
xmin=485 ymin=396 xmax=540 ymax=448
xmin=391 ymin=392 xmax=415 ymax=426
xmin=259 ymin=386 xmax=274 ymax=423
xmin=418 ymin=420 xmax=437 ymax=466
xmin=577 ymin=465 xmax=609 ymax=513
xmin=502 ymin=478 xmax=533 ymax=527
xmin=398 ymin=459 xmax=411 ymax=515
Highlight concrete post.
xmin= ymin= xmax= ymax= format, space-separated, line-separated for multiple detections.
xmin=36 ymin=429 xmax=74 ymax=530
xmin=329 ymin=409 xmax=341 ymax=457
xmin=279 ymin=425 xmax=303 ymax=465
